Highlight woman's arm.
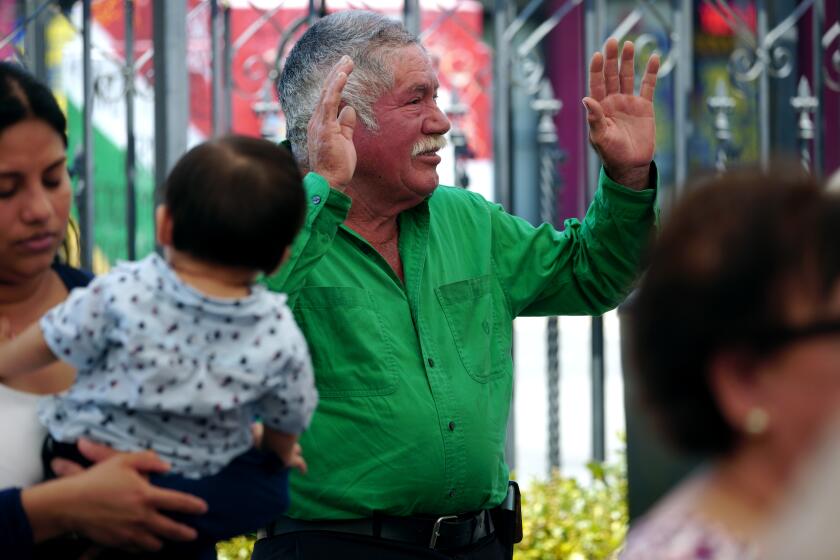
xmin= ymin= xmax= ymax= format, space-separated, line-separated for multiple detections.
xmin=0 ymin=319 xmax=58 ymax=381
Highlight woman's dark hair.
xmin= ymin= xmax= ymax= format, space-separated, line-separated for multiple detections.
xmin=163 ymin=135 xmax=306 ymax=274
xmin=0 ymin=61 xmax=68 ymax=146
xmin=629 ymin=165 xmax=840 ymax=457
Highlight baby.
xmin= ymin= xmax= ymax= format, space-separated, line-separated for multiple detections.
xmin=0 ymin=135 xmax=317 ymax=556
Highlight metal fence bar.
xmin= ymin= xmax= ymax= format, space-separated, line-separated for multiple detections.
xmin=792 ymin=77 xmax=818 ymax=171
xmin=584 ymin=0 xmax=602 ymax=206
xmin=222 ymin=2 xmax=233 ymax=134
xmin=813 ymin=0 xmax=824 ymax=175
xmin=757 ymin=0 xmax=770 ymax=167
xmin=125 ymin=0 xmax=137 ymax=261
xmin=403 ymin=0 xmax=420 ymax=37
xmin=534 ymin=85 xmax=564 ymax=472
xmin=2 ymin=0 xmax=49 ymax=54
xmin=708 ymin=78 xmax=735 ymax=172
xmin=493 ymin=0 xmax=515 ymax=469
xmin=308 ymin=0 xmax=320 ymax=24
xmin=211 ymin=0 xmax=224 ymax=136
xmin=494 ymin=0 xmax=513 ymax=212
xmin=673 ymin=0 xmax=692 ymax=192
xmin=153 ymin=0 xmax=188 ymax=208
xmin=591 ymin=314 xmax=605 ymax=462
xmin=80 ymin=0 xmax=95 ymax=269
xmin=585 ymin=0 xmax=607 ymax=465
xmin=23 ymin=0 xmax=48 ymax=82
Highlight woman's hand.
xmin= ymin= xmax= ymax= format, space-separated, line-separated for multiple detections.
xmin=31 ymin=439 xmax=208 ymax=550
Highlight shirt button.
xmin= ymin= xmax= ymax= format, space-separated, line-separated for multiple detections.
xmin=448 ymin=421 xmax=456 ymax=431
xmin=311 ymin=195 xmax=322 ymax=205
xmin=448 ymin=489 xmax=456 ymax=498
xmin=427 ymin=357 xmax=435 ymax=368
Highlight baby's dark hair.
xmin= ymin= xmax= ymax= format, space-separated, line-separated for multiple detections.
xmin=163 ymin=135 xmax=305 ymax=274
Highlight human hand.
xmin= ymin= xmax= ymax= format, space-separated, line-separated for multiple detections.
xmin=283 ymin=442 xmax=307 ymax=475
xmin=261 ymin=429 xmax=307 ymax=474
xmin=584 ymin=38 xmax=660 ymax=190
xmin=50 ymin=437 xmax=120 ymax=476
xmin=307 ymin=55 xmax=357 ymax=191
xmin=25 ymin=444 xmax=207 ymax=551
xmin=251 ymin=421 xmax=265 ymax=448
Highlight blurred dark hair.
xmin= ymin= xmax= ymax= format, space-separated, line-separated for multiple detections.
xmin=163 ymin=135 xmax=306 ymax=274
xmin=0 ymin=61 xmax=67 ymax=146
xmin=628 ymin=164 xmax=840 ymax=457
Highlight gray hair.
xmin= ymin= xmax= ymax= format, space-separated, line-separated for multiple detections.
xmin=278 ymin=11 xmax=420 ymax=166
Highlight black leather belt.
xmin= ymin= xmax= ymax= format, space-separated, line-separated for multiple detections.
xmin=259 ymin=510 xmax=495 ymax=551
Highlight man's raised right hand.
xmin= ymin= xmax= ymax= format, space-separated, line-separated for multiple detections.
xmin=307 ymin=55 xmax=357 ymax=191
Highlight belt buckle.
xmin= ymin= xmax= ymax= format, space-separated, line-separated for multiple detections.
xmin=429 ymin=515 xmax=458 ymax=549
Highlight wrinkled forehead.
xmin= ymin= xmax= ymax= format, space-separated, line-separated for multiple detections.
xmin=386 ymin=45 xmax=439 ymax=90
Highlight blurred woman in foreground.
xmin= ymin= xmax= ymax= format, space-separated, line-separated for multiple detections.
xmin=621 ymin=167 xmax=840 ymax=559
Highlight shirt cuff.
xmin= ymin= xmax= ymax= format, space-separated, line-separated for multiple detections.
xmin=597 ymin=163 xmax=659 ymax=219
xmin=303 ymin=172 xmax=352 ymax=215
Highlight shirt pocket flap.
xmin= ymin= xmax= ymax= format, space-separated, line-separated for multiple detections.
xmin=296 ymin=287 xmax=398 ymax=398
xmin=436 ymin=276 xmax=507 ymax=383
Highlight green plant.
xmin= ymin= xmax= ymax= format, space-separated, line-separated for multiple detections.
xmin=216 ymin=535 xmax=255 ymax=559
xmin=515 ymin=459 xmax=628 ymax=560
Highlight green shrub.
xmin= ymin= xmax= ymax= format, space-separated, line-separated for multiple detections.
xmin=215 ymin=459 xmax=628 ymax=560
xmin=216 ymin=535 xmax=255 ymax=559
xmin=515 ymin=460 xmax=628 ymax=560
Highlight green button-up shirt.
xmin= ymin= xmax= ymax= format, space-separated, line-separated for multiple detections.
xmin=264 ymin=168 xmax=657 ymax=520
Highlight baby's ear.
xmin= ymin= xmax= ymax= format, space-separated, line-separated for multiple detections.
xmin=269 ymin=247 xmax=293 ymax=276
xmin=155 ymin=205 xmax=174 ymax=247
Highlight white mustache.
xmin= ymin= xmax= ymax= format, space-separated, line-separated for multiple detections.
xmin=411 ymin=135 xmax=448 ymax=157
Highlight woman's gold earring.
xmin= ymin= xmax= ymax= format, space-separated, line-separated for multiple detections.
xmin=745 ymin=407 xmax=770 ymax=435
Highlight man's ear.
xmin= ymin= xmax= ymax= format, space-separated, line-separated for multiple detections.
xmin=155 ymin=205 xmax=174 ymax=247
xmin=710 ymin=350 xmax=765 ymax=435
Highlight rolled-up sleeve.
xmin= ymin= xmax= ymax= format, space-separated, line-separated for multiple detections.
xmin=0 ymin=487 xmax=34 ymax=557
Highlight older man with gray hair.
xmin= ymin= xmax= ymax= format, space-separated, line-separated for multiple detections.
xmin=257 ymin=10 xmax=660 ymax=560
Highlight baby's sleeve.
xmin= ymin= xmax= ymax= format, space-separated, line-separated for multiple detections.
xmin=255 ymin=328 xmax=318 ymax=435
xmin=39 ymin=275 xmax=114 ymax=370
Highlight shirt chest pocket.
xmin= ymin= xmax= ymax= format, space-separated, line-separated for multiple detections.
xmin=436 ymin=275 xmax=511 ymax=383
xmin=294 ymin=287 xmax=398 ymax=398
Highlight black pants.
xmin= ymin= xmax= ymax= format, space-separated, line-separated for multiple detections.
xmin=250 ymin=531 xmax=507 ymax=560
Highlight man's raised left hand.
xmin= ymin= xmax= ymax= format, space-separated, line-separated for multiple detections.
xmin=584 ymin=38 xmax=659 ymax=191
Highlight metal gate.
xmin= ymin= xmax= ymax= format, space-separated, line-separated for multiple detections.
xmin=2 ymin=0 xmax=838 ymax=502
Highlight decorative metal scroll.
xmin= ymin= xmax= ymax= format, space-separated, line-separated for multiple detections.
xmin=702 ymin=0 xmax=818 ymax=84
xmin=608 ymin=0 xmax=680 ymax=81
xmin=824 ymin=21 xmax=840 ymax=92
